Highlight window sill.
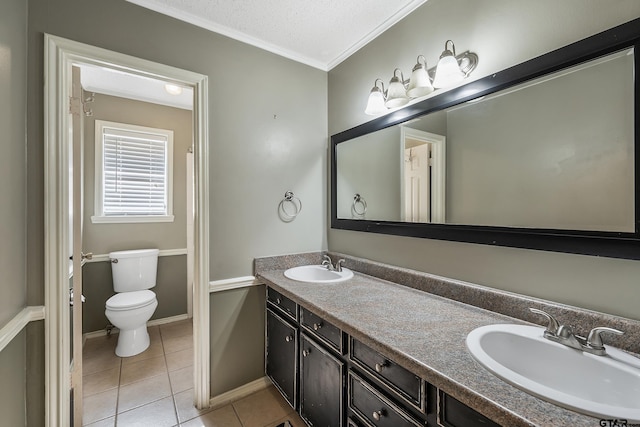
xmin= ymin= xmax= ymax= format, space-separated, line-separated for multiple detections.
xmin=91 ymin=215 xmax=175 ymax=224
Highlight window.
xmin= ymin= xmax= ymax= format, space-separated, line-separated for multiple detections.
xmin=92 ymin=120 xmax=174 ymax=223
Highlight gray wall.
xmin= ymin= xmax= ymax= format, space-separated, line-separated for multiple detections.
xmin=328 ymin=0 xmax=640 ymax=321
xmin=82 ymin=94 xmax=192 ymax=254
xmin=27 ymin=0 xmax=327 ymax=407
xmin=336 ymin=127 xmax=401 ymax=221
xmin=446 ymin=52 xmax=634 ymax=230
xmin=210 ymin=286 xmax=266 ymax=396
xmin=0 ymin=0 xmax=27 ymax=424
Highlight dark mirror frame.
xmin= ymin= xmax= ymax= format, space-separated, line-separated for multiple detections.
xmin=331 ymin=18 xmax=640 ymax=260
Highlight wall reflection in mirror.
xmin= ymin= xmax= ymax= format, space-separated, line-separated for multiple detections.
xmin=336 ymin=48 xmax=634 ymax=232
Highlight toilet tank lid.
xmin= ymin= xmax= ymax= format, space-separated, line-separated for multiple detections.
xmin=109 ymin=248 xmax=159 ymax=259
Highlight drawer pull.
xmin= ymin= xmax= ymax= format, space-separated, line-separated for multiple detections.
xmin=313 ymin=322 xmax=323 ymax=331
xmin=302 ymin=349 xmax=310 ymax=357
xmin=276 ymin=297 xmax=282 ymax=305
xmin=372 ymin=409 xmax=386 ymax=421
xmin=285 ymin=335 xmax=293 ymax=342
xmin=374 ymin=361 xmax=389 ymax=373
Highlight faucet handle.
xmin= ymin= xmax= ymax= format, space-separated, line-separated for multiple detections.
xmin=321 ymin=255 xmax=334 ymax=270
xmin=335 ymin=259 xmax=346 ymax=272
xmin=586 ymin=327 xmax=624 ymax=350
xmin=529 ymin=308 xmax=560 ymax=336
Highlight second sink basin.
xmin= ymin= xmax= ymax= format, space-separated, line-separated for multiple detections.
xmin=466 ymin=324 xmax=640 ymax=422
xmin=284 ymin=265 xmax=353 ymax=283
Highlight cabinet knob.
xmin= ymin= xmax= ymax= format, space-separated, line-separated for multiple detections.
xmin=276 ymin=297 xmax=281 ymax=305
xmin=285 ymin=335 xmax=293 ymax=343
xmin=313 ymin=322 xmax=323 ymax=331
xmin=372 ymin=409 xmax=386 ymax=421
xmin=375 ymin=361 xmax=389 ymax=373
xmin=302 ymin=349 xmax=310 ymax=357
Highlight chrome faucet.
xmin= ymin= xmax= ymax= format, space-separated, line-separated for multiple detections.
xmin=321 ymin=255 xmax=335 ymax=271
xmin=529 ymin=308 xmax=624 ymax=356
xmin=321 ymin=255 xmax=346 ymax=272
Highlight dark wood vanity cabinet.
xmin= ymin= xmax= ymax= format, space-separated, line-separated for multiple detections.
xmin=265 ymin=286 xmax=501 ymax=427
xmin=266 ymin=308 xmax=298 ymax=408
xmin=300 ymin=334 xmax=345 ymax=426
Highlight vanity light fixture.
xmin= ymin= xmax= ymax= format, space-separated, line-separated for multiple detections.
xmin=385 ymin=68 xmax=410 ymax=108
xmin=364 ymin=40 xmax=478 ymax=115
xmin=407 ymin=55 xmax=434 ymax=97
xmin=432 ymin=40 xmax=466 ymax=88
xmin=164 ymin=83 xmax=183 ymax=95
xmin=364 ymin=78 xmax=387 ymax=115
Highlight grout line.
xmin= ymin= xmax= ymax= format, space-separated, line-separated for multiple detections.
xmin=230 ymin=402 xmax=245 ymax=427
xmin=162 ymin=330 xmax=181 ymax=425
xmin=114 ymin=353 xmax=123 ymax=426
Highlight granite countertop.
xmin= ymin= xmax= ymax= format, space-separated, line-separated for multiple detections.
xmin=258 ymin=269 xmax=605 ymax=427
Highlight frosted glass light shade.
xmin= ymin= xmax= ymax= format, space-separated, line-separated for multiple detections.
xmin=433 ymin=54 xmax=464 ymax=88
xmin=407 ymin=66 xmax=434 ymax=98
xmin=385 ymin=71 xmax=409 ymax=108
xmin=365 ymin=89 xmax=387 ymax=115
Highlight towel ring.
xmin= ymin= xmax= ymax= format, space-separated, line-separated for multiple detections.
xmin=279 ymin=191 xmax=302 ymax=221
xmin=352 ymin=194 xmax=367 ymax=216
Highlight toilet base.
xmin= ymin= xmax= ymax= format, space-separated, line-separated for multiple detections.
xmin=115 ymin=326 xmax=150 ymax=357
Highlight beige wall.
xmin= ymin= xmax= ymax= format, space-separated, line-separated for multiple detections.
xmin=27 ymin=0 xmax=327 ymax=405
xmin=82 ymin=94 xmax=192 ymax=254
xmin=0 ymin=0 xmax=27 ymax=424
xmin=328 ymin=0 xmax=640 ymax=321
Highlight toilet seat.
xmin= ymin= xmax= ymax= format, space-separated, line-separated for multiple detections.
xmin=106 ymin=290 xmax=156 ymax=311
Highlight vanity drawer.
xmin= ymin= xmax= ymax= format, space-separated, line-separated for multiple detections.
xmin=267 ymin=287 xmax=297 ymax=321
xmin=349 ymin=372 xmax=424 ymax=427
xmin=438 ymin=390 xmax=500 ymax=427
xmin=350 ymin=337 xmax=423 ymax=411
xmin=300 ymin=307 xmax=343 ymax=353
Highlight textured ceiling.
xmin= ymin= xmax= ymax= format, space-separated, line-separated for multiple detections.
xmin=126 ymin=0 xmax=428 ymax=70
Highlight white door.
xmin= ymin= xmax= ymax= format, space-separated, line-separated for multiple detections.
xmin=404 ymin=144 xmax=431 ymax=222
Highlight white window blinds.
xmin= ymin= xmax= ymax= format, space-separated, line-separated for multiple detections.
xmin=98 ymin=123 xmax=173 ymax=218
xmin=102 ymin=128 xmax=167 ymax=215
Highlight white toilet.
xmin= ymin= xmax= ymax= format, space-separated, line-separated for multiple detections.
xmin=105 ymin=248 xmax=159 ymax=357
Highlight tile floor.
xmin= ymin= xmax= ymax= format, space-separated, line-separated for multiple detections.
xmin=82 ymin=319 xmax=306 ymax=427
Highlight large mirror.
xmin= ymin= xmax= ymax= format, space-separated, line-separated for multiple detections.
xmin=331 ymin=19 xmax=640 ymax=260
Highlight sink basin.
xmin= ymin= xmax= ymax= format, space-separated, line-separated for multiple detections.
xmin=284 ymin=265 xmax=353 ymax=283
xmin=466 ymin=324 xmax=640 ymax=421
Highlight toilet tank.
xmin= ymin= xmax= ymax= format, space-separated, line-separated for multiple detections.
xmin=109 ymin=249 xmax=159 ymax=292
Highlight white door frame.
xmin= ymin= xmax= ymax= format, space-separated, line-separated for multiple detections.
xmin=44 ymin=34 xmax=211 ymax=426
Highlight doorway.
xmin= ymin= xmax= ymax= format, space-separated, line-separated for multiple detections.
xmin=400 ymin=127 xmax=446 ymax=223
xmin=44 ymin=35 xmax=210 ymax=427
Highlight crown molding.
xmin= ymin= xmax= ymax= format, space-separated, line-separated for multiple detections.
xmin=126 ymin=0 xmax=428 ymax=71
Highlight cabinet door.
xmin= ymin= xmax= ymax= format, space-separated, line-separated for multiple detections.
xmin=266 ymin=308 xmax=297 ymax=409
xmin=300 ymin=334 xmax=344 ymax=427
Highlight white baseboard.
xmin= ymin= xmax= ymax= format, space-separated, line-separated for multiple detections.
xmin=82 ymin=313 xmax=191 ymax=341
xmin=149 ymin=313 xmax=191 ymax=327
xmin=209 ymin=376 xmax=272 ymax=409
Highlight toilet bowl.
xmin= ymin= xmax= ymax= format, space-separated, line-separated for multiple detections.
xmin=105 ymin=248 xmax=159 ymax=357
